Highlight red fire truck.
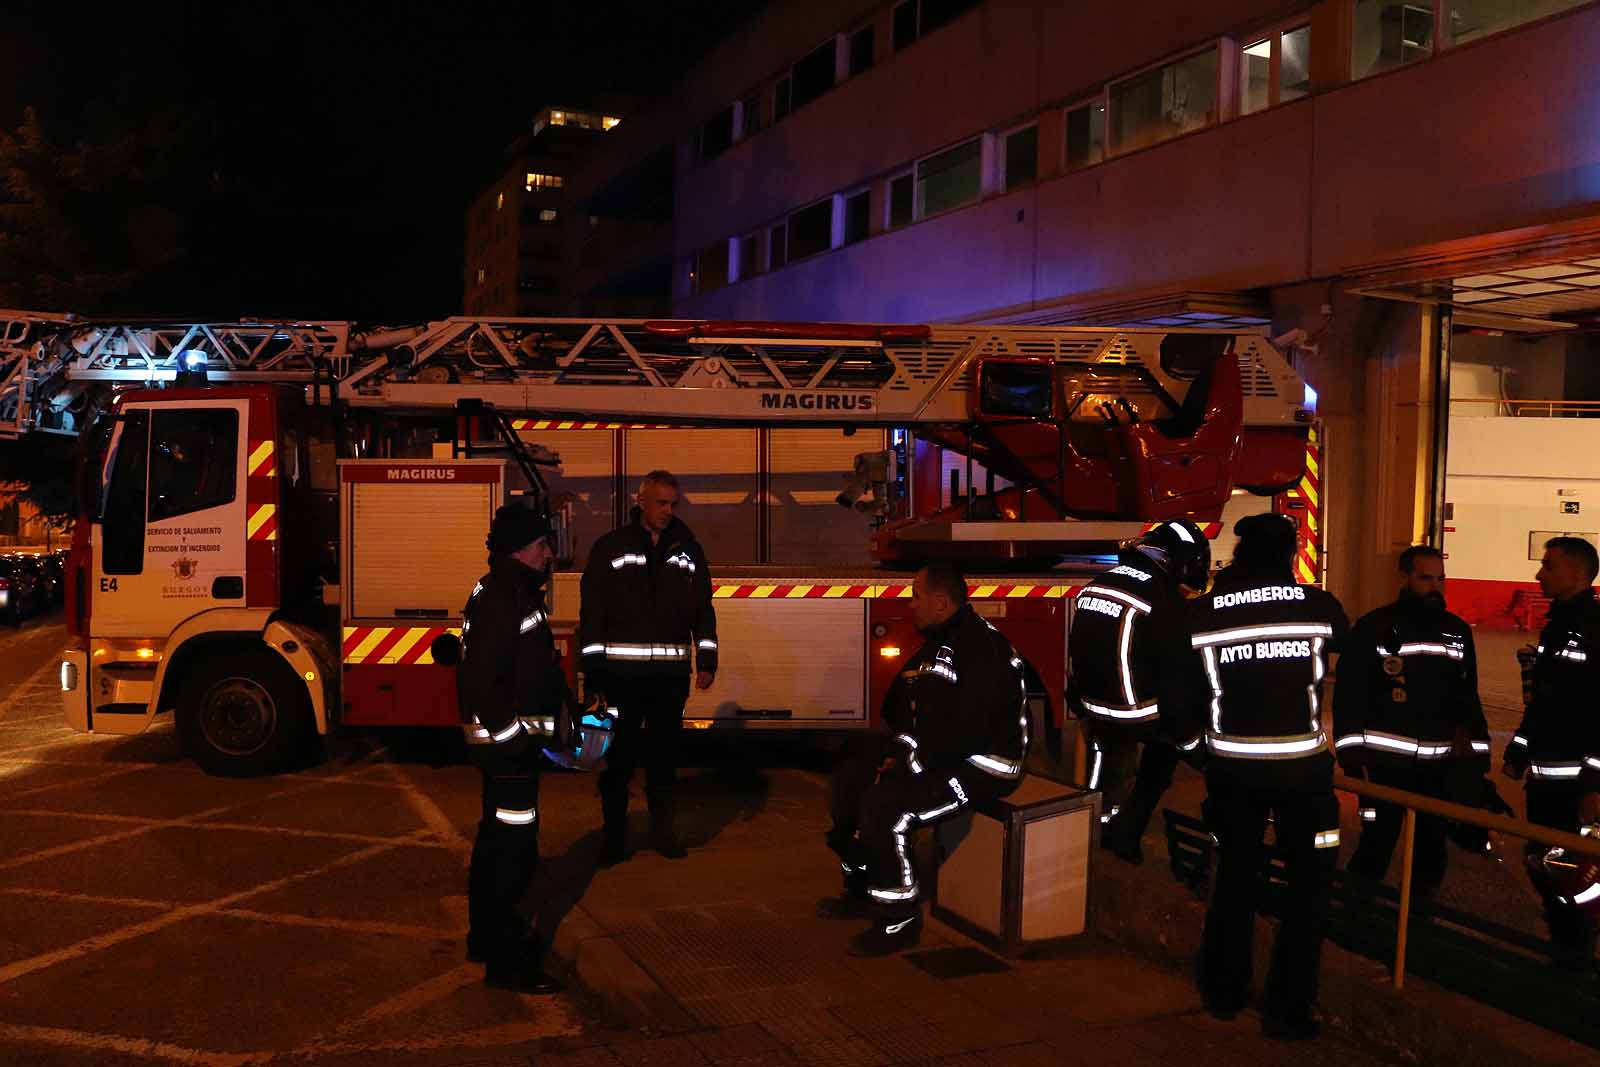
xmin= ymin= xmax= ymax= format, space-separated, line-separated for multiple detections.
xmin=6 ymin=315 xmax=1312 ymax=775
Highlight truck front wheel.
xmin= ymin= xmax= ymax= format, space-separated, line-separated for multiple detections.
xmin=177 ymin=647 xmax=312 ymax=777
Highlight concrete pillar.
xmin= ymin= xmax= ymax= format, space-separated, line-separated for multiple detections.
xmin=1271 ymin=284 xmax=1444 ymax=619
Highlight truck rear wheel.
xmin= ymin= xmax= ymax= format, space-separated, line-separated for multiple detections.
xmin=177 ymin=647 xmax=312 ymax=777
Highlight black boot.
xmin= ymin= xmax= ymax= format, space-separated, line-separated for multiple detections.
xmin=647 ymin=786 xmax=687 ymax=860
xmin=816 ymin=869 xmax=870 ymax=920
xmin=599 ymin=788 xmax=628 ymax=867
xmin=848 ymin=910 xmax=923 ymax=957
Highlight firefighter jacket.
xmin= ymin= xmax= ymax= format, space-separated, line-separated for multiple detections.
xmin=456 ymin=555 xmax=567 ymax=756
xmin=1067 ymin=557 xmax=1193 ymax=743
xmin=1506 ymin=588 xmax=1600 ymax=788
xmin=882 ymin=605 xmax=1028 ymax=783
xmin=579 ymin=510 xmax=717 ymax=684
xmin=1172 ymin=566 xmax=1349 ymax=785
xmin=1333 ymin=596 xmax=1487 ymax=772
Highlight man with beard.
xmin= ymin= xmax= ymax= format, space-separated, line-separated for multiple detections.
xmin=1333 ymin=545 xmax=1485 ymax=899
xmin=819 ymin=563 xmax=1028 ymax=956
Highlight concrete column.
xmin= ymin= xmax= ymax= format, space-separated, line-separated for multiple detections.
xmin=1271 ymin=284 xmax=1443 ymax=618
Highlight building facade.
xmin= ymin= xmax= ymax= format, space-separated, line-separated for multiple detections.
xmin=561 ymin=0 xmax=1600 ymax=619
xmin=463 ymin=105 xmax=623 ymax=318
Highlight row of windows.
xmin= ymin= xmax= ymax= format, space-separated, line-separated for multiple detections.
xmin=693 ymin=0 xmax=980 ymax=164
xmin=686 ymin=0 xmax=1591 ymax=294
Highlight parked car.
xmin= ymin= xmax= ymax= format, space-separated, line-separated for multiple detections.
xmin=0 ymin=556 xmax=41 ymax=625
xmin=35 ymin=553 xmax=65 ymax=607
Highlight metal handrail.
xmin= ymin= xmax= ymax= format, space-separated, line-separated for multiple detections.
xmin=1451 ymin=397 xmax=1600 ymax=417
xmin=1333 ymin=772 xmax=1600 ymax=990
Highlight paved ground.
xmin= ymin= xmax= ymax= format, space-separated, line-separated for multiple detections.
xmin=0 ymin=620 xmax=1405 ymax=1066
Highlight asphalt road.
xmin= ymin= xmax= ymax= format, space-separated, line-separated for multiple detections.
xmin=0 ymin=617 xmax=621 ymax=1066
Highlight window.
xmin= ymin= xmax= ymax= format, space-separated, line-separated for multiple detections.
xmin=739 ymin=93 xmax=762 ymax=139
xmin=1003 ymin=125 xmax=1038 ymax=192
xmin=893 ymin=2 xmax=918 ymax=50
xmin=149 ymin=409 xmax=239 ymax=523
xmin=1445 ymin=0 xmax=1587 ymax=46
xmin=893 ymin=0 xmax=980 ymax=49
xmin=495 ymin=192 xmax=504 ymax=212
xmin=774 ymin=76 xmax=793 ymax=121
xmin=735 ymin=233 xmax=759 ymax=280
xmin=1064 ymin=101 xmax=1105 ymax=171
xmin=916 ymin=138 xmax=982 ymax=218
xmin=1352 ymin=1 xmax=1435 ymax=78
xmin=787 ymin=199 xmax=835 ymax=261
xmin=1109 ymin=47 xmax=1219 ymax=155
xmin=769 ymin=223 xmax=788 ymax=269
xmin=842 ymin=190 xmax=871 ymax=245
xmin=849 ymin=25 xmax=875 ymax=76
xmin=888 ymin=173 xmax=914 ymax=229
xmin=699 ymin=106 xmax=734 ymax=161
xmin=101 ymin=409 xmax=150 ymax=575
xmin=1239 ymin=24 xmax=1311 ymax=116
xmin=525 ymin=172 xmax=563 ymax=191
xmin=476 ymin=267 xmax=485 ymax=285
xmin=693 ymin=241 xmax=729 ymax=294
xmin=537 ymin=208 xmax=558 ymax=223
xmin=791 ymin=40 xmax=837 ymax=111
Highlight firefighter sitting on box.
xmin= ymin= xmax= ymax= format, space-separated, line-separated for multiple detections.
xmin=1171 ymin=513 xmax=1349 ymax=1040
xmin=822 ymin=562 xmax=1027 ymax=956
xmin=1504 ymin=535 xmax=1600 ymax=968
xmin=1334 ymin=544 xmax=1486 ymax=899
xmin=1068 ymin=520 xmax=1211 ymax=865
xmin=581 ymin=470 xmax=717 ymax=866
xmin=456 ymin=505 xmax=567 ymax=994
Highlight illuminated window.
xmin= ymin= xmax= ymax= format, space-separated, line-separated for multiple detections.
xmin=495 ymin=191 xmax=504 ymax=211
xmin=602 ymin=115 xmax=621 ymax=130
xmin=1240 ymin=24 xmax=1311 ymax=116
xmin=526 ymin=172 xmax=564 ymax=191
xmin=537 ymin=208 xmax=558 ymax=223
xmin=476 ymin=267 xmax=485 ymax=285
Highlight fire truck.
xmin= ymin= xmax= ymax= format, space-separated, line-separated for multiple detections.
xmin=0 ymin=313 xmax=1313 ymax=775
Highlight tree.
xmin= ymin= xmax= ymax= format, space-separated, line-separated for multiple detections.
xmin=0 ymin=103 xmax=217 ymax=314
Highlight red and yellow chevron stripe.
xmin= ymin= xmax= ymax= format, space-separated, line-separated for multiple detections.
xmin=711 ymin=582 xmax=1077 ymax=600
xmin=1284 ymin=427 xmax=1322 ymax=584
xmin=248 ymin=439 xmax=276 ymax=478
xmin=247 ymin=503 xmax=277 ymax=542
xmin=510 ymin=419 xmax=673 ymax=431
xmin=342 ymin=625 xmax=462 ymax=665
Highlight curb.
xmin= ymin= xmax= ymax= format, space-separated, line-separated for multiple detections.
xmin=1090 ymin=851 xmax=1596 ymax=1066
xmin=549 ymin=904 xmax=695 ymax=1031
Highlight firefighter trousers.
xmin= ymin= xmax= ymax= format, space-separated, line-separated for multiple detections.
xmin=825 ymin=733 xmax=904 ymax=882
xmin=850 ymin=763 xmax=1011 ymax=919
xmin=1524 ymin=782 xmax=1598 ymax=958
xmin=1200 ymin=769 xmax=1340 ymax=1020
xmin=1348 ymin=762 xmax=1451 ymax=893
xmin=598 ymin=674 xmax=690 ymax=829
xmin=1086 ymin=723 xmax=1181 ymax=843
xmin=467 ymin=748 xmax=541 ymax=968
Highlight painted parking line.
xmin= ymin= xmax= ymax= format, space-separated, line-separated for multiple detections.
xmin=0 ymin=1021 xmax=271 ymax=1067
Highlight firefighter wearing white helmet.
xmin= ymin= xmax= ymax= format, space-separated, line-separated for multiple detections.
xmin=1169 ymin=513 xmax=1349 ymax=1040
xmin=1068 ymin=520 xmax=1210 ymax=864
xmin=453 ymin=504 xmax=571 ymax=994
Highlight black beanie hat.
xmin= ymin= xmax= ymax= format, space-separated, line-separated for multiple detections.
xmin=486 ymin=504 xmax=555 ymax=555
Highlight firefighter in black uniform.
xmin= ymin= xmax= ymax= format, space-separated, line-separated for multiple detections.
xmin=457 ymin=505 xmax=567 ymax=993
xmin=1334 ymin=545 xmax=1486 ymax=897
xmin=1170 ymin=513 xmax=1349 ymax=1040
xmin=580 ymin=470 xmax=717 ymax=866
xmin=1068 ymin=520 xmax=1211 ymax=864
xmin=821 ymin=563 xmax=1028 ymax=957
xmin=1503 ymin=535 xmax=1600 ymax=967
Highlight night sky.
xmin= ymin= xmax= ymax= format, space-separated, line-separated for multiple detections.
xmin=0 ymin=1 xmax=760 ymax=323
